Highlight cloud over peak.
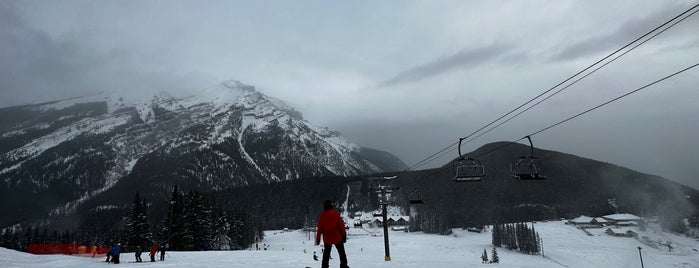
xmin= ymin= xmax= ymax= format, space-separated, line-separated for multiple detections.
xmin=380 ymin=43 xmax=514 ymax=87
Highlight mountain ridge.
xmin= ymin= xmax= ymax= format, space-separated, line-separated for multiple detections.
xmin=0 ymin=80 xmax=406 ymax=227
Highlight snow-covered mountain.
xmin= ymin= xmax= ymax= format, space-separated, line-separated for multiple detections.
xmin=0 ymin=80 xmax=407 ymax=227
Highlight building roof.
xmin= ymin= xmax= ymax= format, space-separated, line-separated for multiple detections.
xmin=592 ymin=217 xmax=609 ymax=223
xmin=606 ymin=228 xmax=637 ymax=235
xmin=602 ymin=213 xmax=642 ymax=221
xmin=373 ymin=216 xmax=410 ymax=222
xmin=569 ymin=215 xmax=594 ymax=224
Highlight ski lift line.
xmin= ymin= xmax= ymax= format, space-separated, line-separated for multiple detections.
xmin=404 ymin=140 xmax=460 ymax=171
xmin=460 ymin=7 xmax=699 ymax=148
xmin=527 ymin=62 xmax=699 ymax=138
xmin=453 ymin=2 xmax=699 ymax=143
xmin=402 ymin=3 xmax=698 ymax=173
xmin=469 ymin=62 xmax=699 ymax=161
xmin=418 ymin=9 xmax=699 ymax=170
xmin=414 ymin=59 xmax=697 ymax=181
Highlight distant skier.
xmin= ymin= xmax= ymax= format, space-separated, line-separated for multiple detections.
xmin=135 ymin=245 xmax=143 ymax=262
xmin=315 ymin=200 xmax=349 ymax=268
xmin=112 ymin=243 xmax=121 ymax=264
xmin=313 ymin=251 xmax=319 ymax=261
xmin=150 ymin=243 xmax=160 ymax=262
xmin=160 ymin=243 xmax=167 ymax=261
xmin=105 ymin=248 xmax=112 ymax=262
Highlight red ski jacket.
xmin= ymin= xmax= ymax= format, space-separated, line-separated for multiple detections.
xmin=316 ymin=209 xmax=346 ymax=245
xmin=150 ymin=244 xmax=160 ymax=255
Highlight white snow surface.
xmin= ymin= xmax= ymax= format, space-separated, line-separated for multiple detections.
xmin=2 ymin=221 xmax=697 ymax=268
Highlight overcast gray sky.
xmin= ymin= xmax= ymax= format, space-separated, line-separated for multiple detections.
xmin=1 ymin=0 xmax=698 ymax=188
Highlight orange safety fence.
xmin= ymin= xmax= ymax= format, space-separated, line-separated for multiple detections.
xmin=27 ymin=244 xmax=111 ymax=257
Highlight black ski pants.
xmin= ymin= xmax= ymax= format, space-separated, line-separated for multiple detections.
xmin=321 ymin=242 xmax=348 ymax=268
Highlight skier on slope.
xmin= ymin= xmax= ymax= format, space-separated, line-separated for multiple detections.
xmin=105 ymin=247 xmax=112 ymax=262
xmin=150 ymin=243 xmax=160 ymax=262
xmin=159 ymin=243 xmax=167 ymax=261
xmin=111 ymin=243 xmax=122 ymax=264
xmin=315 ymin=200 xmax=349 ymax=268
xmin=134 ymin=245 xmax=143 ymax=262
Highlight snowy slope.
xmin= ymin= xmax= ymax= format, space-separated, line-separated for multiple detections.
xmin=2 ymin=221 xmax=697 ymax=267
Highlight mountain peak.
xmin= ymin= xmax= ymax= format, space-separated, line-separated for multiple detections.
xmin=0 ymin=79 xmax=408 ymax=226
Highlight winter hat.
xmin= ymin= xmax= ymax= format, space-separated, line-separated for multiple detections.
xmin=323 ymin=200 xmax=334 ymax=210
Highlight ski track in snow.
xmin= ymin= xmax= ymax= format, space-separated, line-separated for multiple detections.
xmin=341 ymin=184 xmax=351 ymax=219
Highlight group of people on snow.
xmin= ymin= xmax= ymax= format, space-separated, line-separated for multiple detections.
xmin=100 ymin=199 xmax=350 ymax=267
xmin=104 ymin=242 xmax=167 ymax=264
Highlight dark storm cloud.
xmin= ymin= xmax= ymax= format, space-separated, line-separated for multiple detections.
xmin=552 ymin=3 xmax=689 ymax=61
xmin=0 ymin=3 xmax=99 ymax=106
xmin=380 ymin=43 xmax=514 ymax=87
xmin=0 ymin=2 xmax=206 ymax=108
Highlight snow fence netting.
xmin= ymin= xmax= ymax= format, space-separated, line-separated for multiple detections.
xmin=27 ymin=244 xmax=111 ymax=257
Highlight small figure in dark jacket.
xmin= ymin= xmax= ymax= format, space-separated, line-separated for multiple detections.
xmin=135 ymin=245 xmax=143 ymax=262
xmin=159 ymin=243 xmax=167 ymax=261
xmin=105 ymin=248 xmax=112 ymax=262
xmin=315 ymin=200 xmax=349 ymax=268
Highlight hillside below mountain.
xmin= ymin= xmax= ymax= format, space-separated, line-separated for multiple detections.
xmin=392 ymin=142 xmax=699 ymax=232
xmin=0 ymin=80 xmax=405 ymax=228
xmin=194 ymin=142 xmax=699 ymax=232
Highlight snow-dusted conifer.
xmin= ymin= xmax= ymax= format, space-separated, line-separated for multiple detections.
xmin=210 ymin=205 xmax=231 ymax=250
xmin=481 ymin=248 xmax=489 ymax=263
xmin=162 ymin=185 xmax=185 ymax=250
xmin=491 ymin=247 xmax=499 ymax=263
xmin=126 ymin=191 xmax=152 ymax=249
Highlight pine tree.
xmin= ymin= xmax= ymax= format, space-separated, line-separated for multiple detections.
xmin=20 ymin=226 xmax=33 ymax=251
xmin=491 ymin=247 xmax=499 ymax=263
xmin=180 ymin=190 xmax=197 ymax=250
xmin=505 ymin=224 xmax=517 ymax=250
xmin=530 ymin=224 xmax=539 ymax=254
xmin=126 ymin=192 xmax=152 ymax=250
xmin=162 ymin=185 xmax=186 ymax=250
xmin=481 ymin=248 xmax=489 ymax=263
xmin=491 ymin=223 xmax=503 ymax=247
xmin=185 ymin=190 xmax=212 ymax=250
xmin=210 ymin=205 xmax=231 ymax=250
xmin=229 ymin=208 xmax=258 ymax=250
xmin=409 ymin=214 xmax=421 ymax=232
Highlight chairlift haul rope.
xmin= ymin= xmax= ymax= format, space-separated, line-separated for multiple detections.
xmin=404 ymin=3 xmax=699 ymax=172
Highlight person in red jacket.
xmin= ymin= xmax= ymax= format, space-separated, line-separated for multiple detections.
xmin=150 ymin=243 xmax=160 ymax=262
xmin=315 ymin=200 xmax=349 ymax=268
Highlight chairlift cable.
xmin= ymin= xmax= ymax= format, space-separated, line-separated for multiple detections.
xmin=526 ymin=62 xmax=699 ymax=138
xmin=460 ymin=7 xmax=699 ymax=147
xmin=401 ymin=3 xmax=698 ymax=172
xmin=457 ymin=3 xmax=698 ymax=142
xmin=410 ymin=62 xmax=699 ymax=182
xmin=474 ymin=62 xmax=699 ymax=160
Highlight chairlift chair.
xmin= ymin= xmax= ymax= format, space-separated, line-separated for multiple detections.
xmin=452 ymin=157 xmax=485 ymax=182
xmin=510 ymin=136 xmax=546 ymax=180
xmin=408 ymin=190 xmax=424 ymax=204
xmin=452 ymin=138 xmax=485 ymax=182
